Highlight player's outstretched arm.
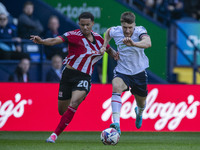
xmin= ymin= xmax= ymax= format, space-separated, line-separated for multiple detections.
xmin=100 ymin=28 xmax=112 ymax=55
xmin=30 ymin=35 xmax=63 ymax=46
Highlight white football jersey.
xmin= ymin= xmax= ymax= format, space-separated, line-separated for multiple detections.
xmin=110 ymin=26 xmax=149 ymax=75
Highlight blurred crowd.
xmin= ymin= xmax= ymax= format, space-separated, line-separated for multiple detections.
xmin=126 ymin=0 xmax=200 ymax=24
xmin=0 ymin=1 xmax=66 ymax=82
xmin=0 ymin=1 xmax=67 ymax=61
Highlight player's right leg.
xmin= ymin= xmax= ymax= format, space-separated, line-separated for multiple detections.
xmin=46 ymin=99 xmax=71 ymax=143
xmin=110 ymin=77 xmax=127 ymax=135
xmin=46 ymin=91 xmax=86 ymax=143
xmin=110 ymin=123 xmax=121 ymax=135
xmin=58 ymin=99 xmax=71 ymax=115
xmin=46 ymin=133 xmax=57 ymax=143
xmin=46 ymin=67 xmax=91 ymax=143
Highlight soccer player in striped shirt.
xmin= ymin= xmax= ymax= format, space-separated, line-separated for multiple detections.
xmin=31 ymin=12 xmax=118 ymax=143
xmin=100 ymin=11 xmax=152 ymax=134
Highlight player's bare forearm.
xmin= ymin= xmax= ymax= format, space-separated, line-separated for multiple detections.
xmin=123 ymin=36 xmax=151 ymax=48
xmin=134 ymin=36 xmax=152 ymax=48
xmin=30 ymin=36 xmax=63 ymax=46
xmin=102 ymin=28 xmax=112 ymax=47
xmin=106 ymin=47 xmax=119 ymax=60
xmin=100 ymin=28 xmax=112 ymax=55
xmin=42 ymin=37 xmax=63 ymax=46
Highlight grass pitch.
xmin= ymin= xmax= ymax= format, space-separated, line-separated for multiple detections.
xmin=0 ymin=131 xmax=200 ymax=150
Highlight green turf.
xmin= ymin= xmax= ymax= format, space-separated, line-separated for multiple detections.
xmin=0 ymin=131 xmax=200 ymax=150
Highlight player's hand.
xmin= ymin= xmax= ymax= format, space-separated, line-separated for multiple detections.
xmin=30 ymin=35 xmax=43 ymax=44
xmin=123 ymin=37 xmax=135 ymax=46
xmin=99 ymin=46 xmax=106 ymax=55
xmin=114 ymin=52 xmax=119 ymax=60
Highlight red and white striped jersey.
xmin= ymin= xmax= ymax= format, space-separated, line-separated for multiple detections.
xmin=59 ymin=29 xmax=110 ymax=76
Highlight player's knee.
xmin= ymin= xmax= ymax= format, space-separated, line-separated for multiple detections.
xmin=112 ymin=85 xmax=121 ymax=93
xmin=112 ymin=83 xmax=122 ymax=93
xmin=70 ymin=101 xmax=79 ymax=109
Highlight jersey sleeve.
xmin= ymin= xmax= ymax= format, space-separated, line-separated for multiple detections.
xmin=58 ymin=31 xmax=73 ymax=43
xmin=138 ymin=26 xmax=149 ymax=40
xmin=109 ymin=26 xmax=118 ymax=38
xmin=58 ymin=35 xmax=68 ymax=42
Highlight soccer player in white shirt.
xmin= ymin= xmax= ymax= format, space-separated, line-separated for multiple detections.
xmin=100 ymin=11 xmax=152 ymax=134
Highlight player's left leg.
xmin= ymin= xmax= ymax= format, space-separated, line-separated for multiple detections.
xmin=110 ymin=77 xmax=128 ymax=135
xmin=134 ymin=94 xmax=146 ymax=129
xmin=130 ymin=70 xmax=148 ymax=129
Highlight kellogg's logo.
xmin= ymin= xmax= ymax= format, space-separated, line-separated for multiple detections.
xmin=0 ymin=93 xmax=32 ymax=128
xmin=101 ymin=88 xmax=200 ymax=131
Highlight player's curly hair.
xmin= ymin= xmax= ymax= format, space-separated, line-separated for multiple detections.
xmin=120 ymin=11 xmax=135 ymax=24
xmin=78 ymin=12 xmax=94 ymax=21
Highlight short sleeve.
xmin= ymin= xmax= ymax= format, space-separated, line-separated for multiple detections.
xmin=109 ymin=26 xmax=118 ymax=38
xmin=58 ymin=35 xmax=68 ymax=42
xmin=138 ymin=26 xmax=149 ymax=39
xmin=58 ymin=31 xmax=70 ymax=43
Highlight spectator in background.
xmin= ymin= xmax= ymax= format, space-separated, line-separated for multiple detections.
xmin=0 ymin=13 xmax=28 ymax=60
xmin=46 ymin=54 xmax=63 ymax=82
xmin=184 ymin=0 xmax=200 ymax=20
xmin=18 ymin=1 xmax=43 ymax=39
xmin=0 ymin=2 xmax=13 ymax=25
xmin=143 ymin=0 xmax=155 ymax=17
xmin=44 ymin=15 xmax=67 ymax=60
xmin=9 ymin=57 xmax=31 ymax=82
xmin=0 ymin=2 xmax=9 ymax=18
xmin=157 ymin=0 xmax=184 ymax=22
xmin=167 ymin=0 xmax=184 ymax=20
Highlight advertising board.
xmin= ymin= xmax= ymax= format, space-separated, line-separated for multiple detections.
xmin=0 ymin=83 xmax=199 ymax=131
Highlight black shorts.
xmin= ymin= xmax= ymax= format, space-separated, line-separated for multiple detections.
xmin=113 ymin=70 xmax=148 ymax=97
xmin=58 ymin=67 xmax=91 ymax=100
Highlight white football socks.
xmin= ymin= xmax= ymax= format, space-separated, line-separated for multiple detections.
xmin=111 ymin=93 xmax=122 ymax=124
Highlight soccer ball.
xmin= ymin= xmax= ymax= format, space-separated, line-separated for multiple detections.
xmin=100 ymin=128 xmax=120 ymax=145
